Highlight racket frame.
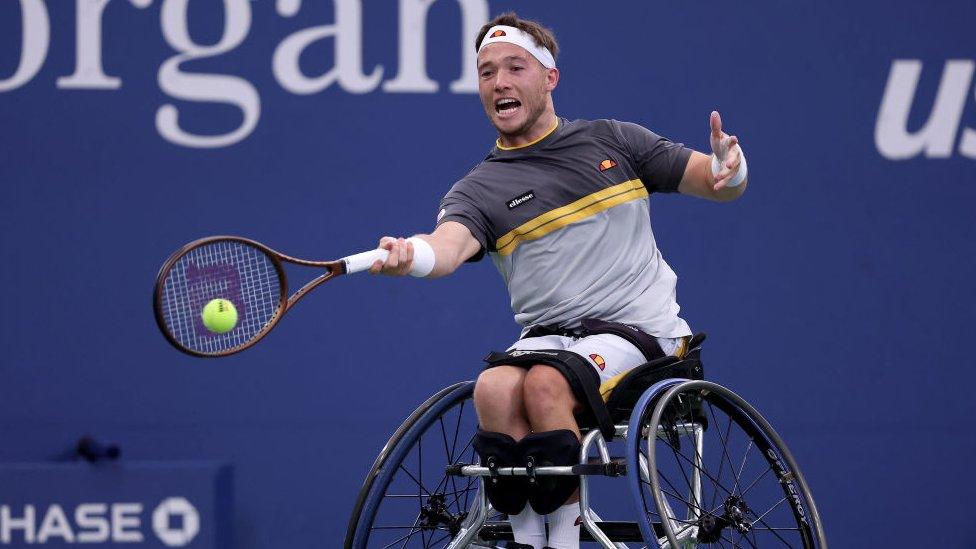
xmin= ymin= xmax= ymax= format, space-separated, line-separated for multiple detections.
xmin=153 ymin=235 xmax=348 ymax=358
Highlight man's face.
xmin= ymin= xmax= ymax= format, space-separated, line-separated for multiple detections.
xmin=477 ymin=42 xmax=555 ymax=139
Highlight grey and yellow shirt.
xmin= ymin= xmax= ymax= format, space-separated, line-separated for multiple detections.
xmin=438 ymin=118 xmax=693 ymax=338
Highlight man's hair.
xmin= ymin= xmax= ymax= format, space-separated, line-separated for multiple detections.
xmin=475 ymin=12 xmax=559 ymax=61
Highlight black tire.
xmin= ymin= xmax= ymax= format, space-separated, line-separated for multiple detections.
xmin=629 ymin=380 xmax=827 ymax=548
xmin=346 ymin=381 xmax=495 ymax=548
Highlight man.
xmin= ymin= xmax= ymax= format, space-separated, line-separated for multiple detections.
xmin=370 ymin=12 xmax=747 ymax=549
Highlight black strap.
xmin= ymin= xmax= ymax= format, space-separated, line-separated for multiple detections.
xmin=521 ymin=319 xmax=667 ymax=363
xmin=521 ymin=324 xmax=581 ymax=339
xmin=484 ymin=350 xmax=615 ymax=440
xmin=579 ymin=319 xmax=666 ymax=362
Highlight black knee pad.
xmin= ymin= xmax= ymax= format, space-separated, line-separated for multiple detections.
xmin=472 ymin=429 xmax=527 ymax=515
xmin=516 ymin=429 xmax=581 ymax=514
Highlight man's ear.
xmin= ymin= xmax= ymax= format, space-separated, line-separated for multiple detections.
xmin=546 ymin=67 xmax=560 ymax=91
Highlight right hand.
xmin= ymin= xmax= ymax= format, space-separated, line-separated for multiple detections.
xmin=368 ymin=236 xmax=415 ymax=276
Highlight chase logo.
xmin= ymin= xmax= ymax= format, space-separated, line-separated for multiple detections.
xmin=0 ymin=498 xmax=200 ymax=546
xmin=152 ymin=498 xmax=200 ymax=547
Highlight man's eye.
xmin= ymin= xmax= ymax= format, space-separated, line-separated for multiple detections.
xmin=511 ymin=66 xmax=523 ymax=72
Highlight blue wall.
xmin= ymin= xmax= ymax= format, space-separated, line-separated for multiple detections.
xmin=2 ymin=0 xmax=975 ymax=546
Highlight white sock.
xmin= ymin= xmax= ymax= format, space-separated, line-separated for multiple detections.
xmin=546 ymin=502 xmax=581 ymax=549
xmin=509 ymin=505 xmax=546 ymax=548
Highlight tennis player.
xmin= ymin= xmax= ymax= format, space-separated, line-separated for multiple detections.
xmin=370 ymin=12 xmax=747 ymax=549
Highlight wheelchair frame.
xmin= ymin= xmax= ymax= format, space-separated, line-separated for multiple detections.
xmin=346 ymin=374 xmax=826 ymax=548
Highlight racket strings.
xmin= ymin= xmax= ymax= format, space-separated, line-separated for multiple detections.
xmin=160 ymin=240 xmax=282 ymax=354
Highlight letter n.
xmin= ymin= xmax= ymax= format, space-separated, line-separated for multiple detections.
xmin=383 ymin=0 xmax=488 ymax=93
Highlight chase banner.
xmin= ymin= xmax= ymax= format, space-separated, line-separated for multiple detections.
xmin=0 ymin=463 xmax=232 ymax=548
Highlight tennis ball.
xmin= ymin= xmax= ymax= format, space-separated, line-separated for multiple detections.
xmin=201 ymin=299 xmax=238 ymax=334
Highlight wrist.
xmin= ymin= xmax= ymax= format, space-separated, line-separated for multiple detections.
xmin=406 ymin=237 xmax=435 ymax=277
xmin=711 ymin=149 xmax=747 ymax=188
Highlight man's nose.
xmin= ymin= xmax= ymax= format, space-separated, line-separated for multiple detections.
xmin=494 ymin=72 xmax=512 ymax=92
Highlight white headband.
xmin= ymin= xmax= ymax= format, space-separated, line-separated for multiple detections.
xmin=478 ymin=25 xmax=556 ymax=69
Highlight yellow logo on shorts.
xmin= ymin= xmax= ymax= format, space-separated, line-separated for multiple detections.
xmin=589 ymin=354 xmax=606 ymax=370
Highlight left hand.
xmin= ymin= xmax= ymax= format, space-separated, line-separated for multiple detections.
xmin=709 ymin=111 xmax=742 ymax=191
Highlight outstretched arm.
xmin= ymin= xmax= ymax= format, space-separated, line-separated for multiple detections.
xmin=678 ymin=111 xmax=748 ymax=202
xmin=368 ymin=221 xmax=482 ymax=278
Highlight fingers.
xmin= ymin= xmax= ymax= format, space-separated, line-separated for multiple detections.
xmin=369 ymin=237 xmax=394 ymax=274
xmin=369 ymin=236 xmax=414 ymax=276
xmin=710 ymin=111 xmax=723 ymax=139
xmin=712 ymin=142 xmax=742 ymax=190
xmin=723 ymin=137 xmax=740 ymax=169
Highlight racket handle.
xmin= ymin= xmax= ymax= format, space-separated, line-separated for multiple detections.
xmin=343 ymin=237 xmax=435 ymax=277
xmin=343 ymin=249 xmax=389 ymax=274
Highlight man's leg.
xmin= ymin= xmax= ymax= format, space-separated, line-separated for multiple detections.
xmin=522 ymin=365 xmax=583 ymax=549
xmin=522 ymin=365 xmax=581 ymax=436
xmin=521 ymin=333 xmax=669 ymax=548
xmin=473 ymin=366 xmax=547 ymax=549
xmin=475 ymin=331 xmax=575 ymax=436
xmin=474 ymin=365 xmax=530 ymax=439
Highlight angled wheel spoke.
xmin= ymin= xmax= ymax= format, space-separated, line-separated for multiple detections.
xmin=749 ymin=510 xmax=799 ymax=547
xmin=659 ymin=435 xmax=737 ymax=500
xmin=375 ymin=514 xmax=424 ymax=549
xmin=397 ymin=464 xmax=433 ymax=497
xmin=707 ymin=401 xmax=745 ymax=498
xmin=738 ymin=464 xmax=774 ymax=500
xmin=657 ymin=476 xmax=710 ymax=517
xmin=749 ymin=495 xmax=789 ymax=526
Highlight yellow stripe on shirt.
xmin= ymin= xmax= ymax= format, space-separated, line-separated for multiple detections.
xmin=495 ymin=179 xmax=648 ymax=256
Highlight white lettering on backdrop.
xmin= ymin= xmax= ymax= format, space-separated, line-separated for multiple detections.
xmin=0 ymin=0 xmax=488 ymax=148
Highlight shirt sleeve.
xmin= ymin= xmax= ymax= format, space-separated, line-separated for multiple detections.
xmin=611 ymin=120 xmax=693 ymax=193
xmin=436 ymin=182 xmax=489 ymax=262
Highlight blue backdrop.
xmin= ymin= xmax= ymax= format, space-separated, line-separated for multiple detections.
xmin=2 ymin=0 xmax=974 ymax=546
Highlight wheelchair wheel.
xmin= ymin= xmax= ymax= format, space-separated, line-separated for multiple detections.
xmin=345 ymin=381 xmax=496 ymax=548
xmin=626 ymin=380 xmax=826 ymax=548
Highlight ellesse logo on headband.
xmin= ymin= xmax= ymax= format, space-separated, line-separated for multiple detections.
xmin=490 ymin=30 xmax=507 ymax=37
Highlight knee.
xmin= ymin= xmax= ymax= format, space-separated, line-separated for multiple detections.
xmin=474 ymin=366 xmax=525 ymax=414
xmin=523 ymin=365 xmax=574 ymax=414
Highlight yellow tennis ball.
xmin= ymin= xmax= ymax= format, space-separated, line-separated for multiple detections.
xmin=201 ymin=299 xmax=238 ymax=334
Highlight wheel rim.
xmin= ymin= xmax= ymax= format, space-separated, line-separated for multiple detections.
xmin=639 ymin=381 xmax=822 ymax=548
xmin=357 ymin=389 xmax=494 ymax=547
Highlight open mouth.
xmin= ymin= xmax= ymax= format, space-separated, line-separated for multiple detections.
xmin=495 ymin=98 xmax=522 ymax=116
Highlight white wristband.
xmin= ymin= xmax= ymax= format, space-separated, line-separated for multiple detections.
xmin=711 ymin=149 xmax=748 ymax=188
xmin=406 ymin=237 xmax=435 ymax=278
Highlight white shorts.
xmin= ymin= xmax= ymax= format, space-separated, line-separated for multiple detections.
xmin=507 ymin=333 xmax=686 ymax=385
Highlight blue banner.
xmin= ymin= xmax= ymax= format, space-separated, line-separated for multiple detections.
xmin=1 ymin=0 xmax=974 ymax=546
xmin=0 ymin=463 xmax=232 ymax=548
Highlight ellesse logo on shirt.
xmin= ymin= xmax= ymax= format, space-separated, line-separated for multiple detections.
xmin=507 ymin=190 xmax=535 ymax=210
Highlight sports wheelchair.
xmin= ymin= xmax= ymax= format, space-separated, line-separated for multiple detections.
xmin=345 ymin=335 xmax=826 ymax=548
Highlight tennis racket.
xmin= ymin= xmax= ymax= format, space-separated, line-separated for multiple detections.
xmin=153 ymin=236 xmax=406 ymax=357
